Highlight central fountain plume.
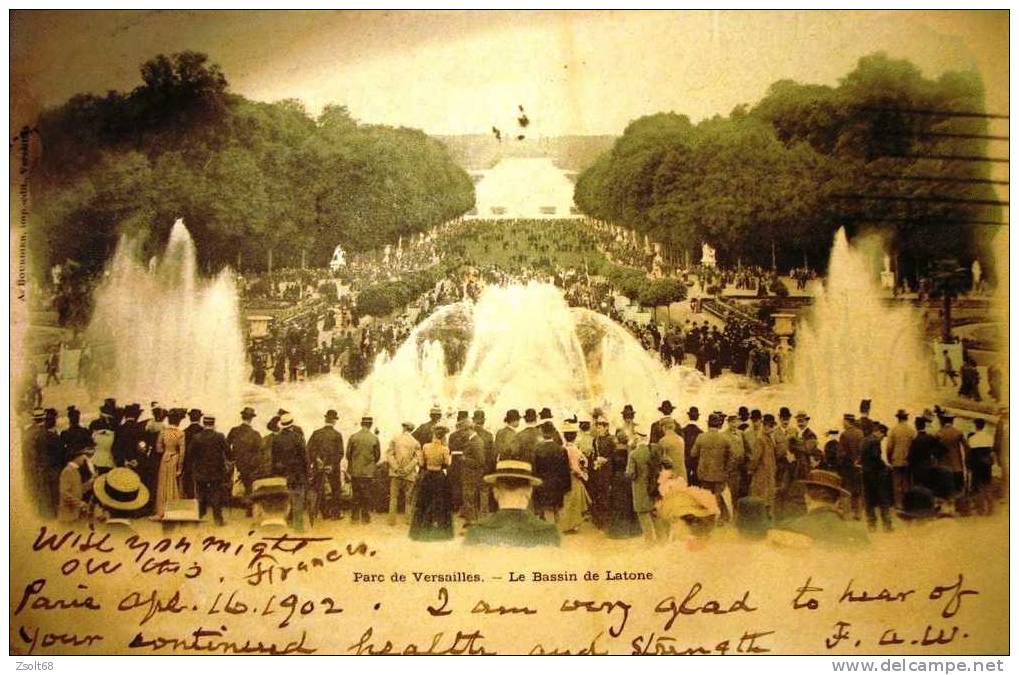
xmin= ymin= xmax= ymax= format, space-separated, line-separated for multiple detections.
xmin=86 ymin=219 xmax=246 ymax=422
xmin=791 ymin=227 xmax=932 ymax=428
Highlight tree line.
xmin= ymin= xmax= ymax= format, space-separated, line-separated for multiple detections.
xmin=31 ymin=51 xmax=475 ymax=280
xmin=574 ymin=53 xmax=1003 ymax=282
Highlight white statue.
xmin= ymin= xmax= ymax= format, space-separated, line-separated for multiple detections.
xmin=328 ymin=245 xmax=346 ymax=272
xmin=701 ymin=243 xmax=717 ymax=268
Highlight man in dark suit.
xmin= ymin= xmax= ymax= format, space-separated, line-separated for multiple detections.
xmin=189 ymin=415 xmax=230 ymax=525
xmin=532 ymin=422 xmax=571 ymax=521
xmin=512 ymin=409 xmax=541 ymax=464
xmin=650 ymin=400 xmax=676 ymax=444
xmin=228 ymin=407 xmax=266 ymax=516
xmin=181 ymin=408 xmax=204 ymax=498
xmin=413 ymin=406 xmax=443 ymax=448
xmin=464 ymin=460 xmax=560 ymax=547
xmin=272 ymin=413 xmax=309 ymax=530
xmin=306 ymin=409 xmax=345 ymax=521
xmin=112 ymin=403 xmax=145 ymax=468
xmin=494 ymin=409 xmax=520 ymax=461
xmin=470 ymin=410 xmax=496 ymax=514
xmin=682 ymin=406 xmax=703 ymax=485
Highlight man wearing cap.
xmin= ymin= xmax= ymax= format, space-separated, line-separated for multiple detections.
xmin=770 ymin=469 xmax=869 ymax=547
xmin=189 ymin=415 xmax=230 ymax=526
xmin=887 ymin=409 xmax=916 ymax=507
xmin=307 ymin=410 xmax=345 ymax=522
xmin=495 ymin=409 xmax=521 ymax=463
xmin=413 ymin=406 xmax=443 ymax=448
xmin=650 ymin=400 xmax=676 ymax=445
xmin=228 ymin=407 xmax=265 ymax=515
xmin=861 ymin=423 xmax=893 ymax=532
xmin=691 ymin=412 xmax=734 ymax=521
xmin=272 ymin=414 xmax=309 ymax=530
xmin=838 ymin=414 xmax=865 ymax=520
xmin=386 ymin=422 xmax=421 ymax=526
xmin=347 ymin=416 xmax=381 ymax=524
xmin=464 ymin=460 xmax=560 ymax=547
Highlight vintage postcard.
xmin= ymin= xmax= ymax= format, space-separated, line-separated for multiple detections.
xmin=8 ymin=9 xmax=1009 ymax=657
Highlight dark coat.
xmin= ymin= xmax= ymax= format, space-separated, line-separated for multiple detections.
xmin=113 ymin=420 xmax=146 ymax=467
xmin=189 ymin=428 xmax=230 ymax=482
xmin=307 ymin=425 xmax=344 ymax=472
xmin=227 ymin=423 xmax=266 ymax=480
xmin=463 ymin=508 xmax=561 ymax=547
xmin=494 ymin=426 xmax=518 ymax=461
xmin=512 ymin=425 xmax=541 ymax=464
xmin=532 ymin=440 xmax=571 ymax=509
xmin=272 ymin=426 xmax=308 ymax=487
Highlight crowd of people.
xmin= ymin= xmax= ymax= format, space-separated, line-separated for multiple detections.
xmin=23 ymin=392 xmax=1007 ymax=549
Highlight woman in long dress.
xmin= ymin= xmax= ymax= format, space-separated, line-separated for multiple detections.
xmin=607 ymin=430 xmax=642 ymax=539
xmin=153 ymin=409 xmax=186 ymax=518
xmin=559 ymin=423 xmax=591 ymax=533
xmin=409 ymin=425 xmax=454 ymax=541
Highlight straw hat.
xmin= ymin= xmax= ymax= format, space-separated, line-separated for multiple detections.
xmin=483 ymin=459 xmax=542 ymax=486
xmin=94 ymin=467 xmax=150 ymax=511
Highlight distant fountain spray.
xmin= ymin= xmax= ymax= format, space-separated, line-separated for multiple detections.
xmin=86 ymin=219 xmax=246 ymax=421
xmin=792 ymin=227 xmax=932 ymax=429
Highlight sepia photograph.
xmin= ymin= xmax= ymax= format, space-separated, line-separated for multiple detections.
xmin=8 ymin=9 xmax=1010 ymax=658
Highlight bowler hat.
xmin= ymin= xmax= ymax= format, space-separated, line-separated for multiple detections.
xmin=658 ymin=400 xmax=675 ymax=415
xmin=241 ymin=406 xmax=257 ymax=419
xmin=859 ymin=399 xmax=872 ymax=414
xmin=504 ymin=409 xmax=521 ymax=423
xmin=779 ymin=407 xmax=792 ymax=420
xmin=524 ymin=409 xmax=538 ymax=423
xmin=456 ymin=410 xmax=470 ymax=421
xmin=483 ymin=459 xmax=542 ymax=486
xmin=621 ymin=404 xmax=636 ymax=419
xmin=472 ymin=410 xmax=486 ymax=422
xmin=800 ymin=469 xmax=849 ymax=498
xmin=188 ymin=408 xmax=203 ymax=422
xmin=738 ymin=406 xmax=750 ymax=418
xmin=750 ymin=409 xmax=762 ymax=420
xmin=687 ymin=406 xmax=699 ymax=419
xmin=895 ymin=409 xmax=909 ymax=420
xmin=325 ymin=410 xmax=339 ymax=422
xmin=539 ymin=407 xmax=553 ymax=420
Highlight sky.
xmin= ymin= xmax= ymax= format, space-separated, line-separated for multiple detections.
xmin=10 ymin=10 xmax=1008 ymax=137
